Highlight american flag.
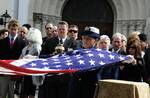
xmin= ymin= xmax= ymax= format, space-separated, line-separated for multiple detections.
xmin=0 ymin=48 xmax=128 ymax=75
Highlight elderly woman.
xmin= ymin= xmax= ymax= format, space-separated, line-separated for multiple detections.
xmin=97 ymin=35 xmax=110 ymax=50
xmin=20 ymin=28 xmax=42 ymax=98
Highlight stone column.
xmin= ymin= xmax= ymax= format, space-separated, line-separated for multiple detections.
xmin=145 ymin=17 xmax=150 ymax=43
xmin=128 ymin=21 xmax=136 ymax=34
xmin=115 ymin=20 xmax=122 ymax=33
xmin=135 ymin=20 xmax=146 ymax=33
xmin=33 ymin=13 xmax=61 ymax=36
xmin=33 ymin=13 xmax=43 ymax=31
xmin=121 ymin=20 xmax=129 ymax=37
xmin=49 ymin=15 xmax=61 ymax=25
xmin=42 ymin=14 xmax=61 ymax=37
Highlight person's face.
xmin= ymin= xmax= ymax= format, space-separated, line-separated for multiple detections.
xmin=2 ymin=31 xmax=8 ymax=38
xmin=98 ymin=39 xmax=109 ymax=50
xmin=140 ymin=41 xmax=148 ymax=51
xmin=128 ymin=46 xmax=136 ymax=55
xmin=45 ymin=23 xmax=53 ymax=37
xmin=57 ymin=24 xmax=68 ymax=38
xmin=52 ymin=26 xmax=58 ymax=37
xmin=19 ymin=27 xmax=28 ymax=39
xmin=68 ymin=27 xmax=78 ymax=40
xmin=9 ymin=26 xmax=19 ymax=36
xmin=82 ymin=36 xmax=96 ymax=49
xmin=122 ymin=40 xmax=126 ymax=47
xmin=112 ymin=37 xmax=122 ymax=49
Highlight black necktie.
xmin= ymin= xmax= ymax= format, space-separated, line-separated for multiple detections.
xmin=60 ymin=38 xmax=63 ymax=44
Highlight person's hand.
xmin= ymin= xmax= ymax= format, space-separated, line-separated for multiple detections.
xmin=23 ymin=54 xmax=38 ymax=59
xmin=122 ymin=55 xmax=137 ymax=65
xmin=54 ymin=44 xmax=65 ymax=54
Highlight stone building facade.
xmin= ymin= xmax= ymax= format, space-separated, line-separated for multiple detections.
xmin=0 ymin=0 xmax=150 ymax=42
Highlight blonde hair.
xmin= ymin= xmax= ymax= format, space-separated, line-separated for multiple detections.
xmin=8 ymin=19 xmax=20 ymax=29
xmin=129 ymin=31 xmax=141 ymax=37
xmin=128 ymin=31 xmax=140 ymax=42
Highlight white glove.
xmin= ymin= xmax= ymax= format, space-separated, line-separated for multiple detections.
xmin=23 ymin=54 xmax=38 ymax=59
xmin=122 ymin=55 xmax=136 ymax=65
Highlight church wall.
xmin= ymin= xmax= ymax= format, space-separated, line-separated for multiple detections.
xmin=27 ymin=0 xmax=150 ymax=41
xmin=112 ymin=0 xmax=147 ymax=39
xmin=0 ymin=0 xmax=150 ymax=42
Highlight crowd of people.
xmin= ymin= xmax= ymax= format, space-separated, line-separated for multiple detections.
xmin=0 ymin=19 xmax=150 ymax=98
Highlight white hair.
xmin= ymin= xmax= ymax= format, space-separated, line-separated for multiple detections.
xmin=100 ymin=35 xmax=111 ymax=45
xmin=121 ymin=34 xmax=127 ymax=42
xmin=27 ymin=28 xmax=43 ymax=45
xmin=112 ymin=32 xmax=122 ymax=39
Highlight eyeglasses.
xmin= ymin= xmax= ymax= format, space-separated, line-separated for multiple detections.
xmin=46 ymin=27 xmax=52 ymax=30
xmin=69 ymin=30 xmax=78 ymax=33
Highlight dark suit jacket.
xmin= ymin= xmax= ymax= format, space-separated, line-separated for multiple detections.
xmin=144 ymin=48 xmax=150 ymax=79
xmin=109 ymin=48 xmax=126 ymax=55
xmin=0 ymin=36 xmax=26 ymax=60
xmin=39 ymin=36 xmax=77 ymax=98
xmin=40 ymin=36 xmax=77 ymax=55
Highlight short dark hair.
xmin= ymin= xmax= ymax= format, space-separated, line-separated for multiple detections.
xmin=58 ymin=21 xmax=68 ymax=28
xmin=138 ymin=33 xmax=147 ymax=42
xmin=69 ymin=25 xmax=78 ymax=30
xmin=22 ymin=24 xmax=31 ymax=30
xmin=0 ymin=29 xmax=8 ymax=35
xmin=45 ymin=23 xmax=53 ymax=29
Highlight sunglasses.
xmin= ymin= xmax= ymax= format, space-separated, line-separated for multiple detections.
xmin=128 ymin=46 xmax=136 ymax=49
xmin=69 ymin=30 xmax=78 ymax=33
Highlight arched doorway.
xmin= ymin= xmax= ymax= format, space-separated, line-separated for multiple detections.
xmin=62 ymin=0 xmax=114 ymax=38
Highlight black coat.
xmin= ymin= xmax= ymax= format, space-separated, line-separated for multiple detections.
xmin=0 ymin=37 xmax=26 ymax=60
xmin=118 ymin=57 xmax=147 ymax=82
xmin=38 ymin=36 xmax=77 ymax=98
xmin=144 ymin=48 xmax=150 ymax=80
xmin=40 ymin=36 xmax=76 ymax=55
xmin=68 ymin=70 xmax=99 ymax=98
xmin=67 ymin=46 xmax=99 ymax=98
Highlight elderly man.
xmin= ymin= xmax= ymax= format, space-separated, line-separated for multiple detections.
xmin=100 ymin=33 xmax=126 ymax=80
xmin=110 ymin=32 xmax=126 ymax=54
xmin=18 ymin=26 xmax=28 ymax=40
